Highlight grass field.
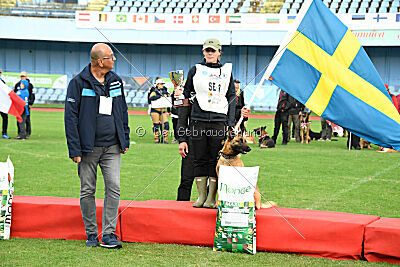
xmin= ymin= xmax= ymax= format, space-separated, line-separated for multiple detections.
xmin=0 ymin=109 xmax=398 ymax=266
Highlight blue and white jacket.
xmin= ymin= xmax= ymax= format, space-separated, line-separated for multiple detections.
xmin=64 ymin=64 xmax=130 ymax=158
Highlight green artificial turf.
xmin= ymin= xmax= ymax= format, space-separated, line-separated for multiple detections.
xmin=0 ymin=110 xmax=397 ymax=266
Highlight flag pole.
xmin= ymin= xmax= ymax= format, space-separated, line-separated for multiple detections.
xmin=348 ymin=132 xmax=352 ymax=150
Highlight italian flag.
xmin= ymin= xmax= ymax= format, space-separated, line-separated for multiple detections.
xmin=0 ymin=80 xmax=26 ymax=123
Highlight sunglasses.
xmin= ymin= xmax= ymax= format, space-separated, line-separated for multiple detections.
xmin=102 ymin=54 xmax=115 ymax=60
xmin=204 ymin=48 xmax=217 ymax=53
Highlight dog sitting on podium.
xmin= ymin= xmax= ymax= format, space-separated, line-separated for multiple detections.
xmin=216 ymin=130 xmax=277 ymax=209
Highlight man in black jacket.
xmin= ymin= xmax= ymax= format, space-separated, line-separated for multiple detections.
xmin=14 ymin=72 xmax=35 ymax=139
xmin=272 ymin=89 xmax=291 ymax=145
xmin=287 ymin=94 xmax=304 ymax=143
xmin=64 ymin=43 xmax=130 ymax=249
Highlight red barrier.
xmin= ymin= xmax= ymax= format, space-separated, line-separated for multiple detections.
xmin=11 ymin=195 xmax=121 ymax=240
xmin=364 ymin=217 xmax=400 ymax=264
xmin=120 ymin=200 xmax=379 ymax=260
xmin=255 ymin=207 xmax=379 ymax=260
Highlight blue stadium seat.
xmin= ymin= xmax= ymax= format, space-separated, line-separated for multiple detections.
xmin=147 ymin=7 xmax=155 ymax=12
xmin=392 ymin=1 xmax=399 ymax=7
xmin=359 ymin=2 xmax=368 ymax=8
xmin=121 ymin=6 xmax=129 ymax=12
xmin=340 ymin=2 xmax=349 ymax=8
xmin=324 ymin=0 xmax=332 ymax=3
xmin=159 ymin=2 xmax=167 ymax=7
xmin=368 ymin=6 xmax=376 ymax=12
xmin=155 ymin=7 xmax=163 ymax=12
xmin=212 ymin=2 xmax=220 ymax=8
xmin=103 ymin=6 xmax=112 ymax=11
xmin=177 ymin=2 xmax=185 ymax=8
xmin=112 ymin=6 xmax=121 ymax=12
xmin=352 ymin=0 xmax=361 ymax=2
xmin=349 ymin=2 xmax=358 ymax=8
xmin=370 ymin=1 xmax=379 ymax=8
xmin=189 ymin=0 xmax=196 ymax=2
xmin=142 ymin=1 xmax=150 ymax=7
xmin=291 ymin=2 xmax=300 ymax=8
xmin=165 ymin=7 xmax=173 ymax=13
xmin=330 ymin=7 xmax=337 ymax=12
xmin=209 ymin=7 xmax=217 ymax=13
xmin=221 ymin=2 xmax=229 ymax=8
xmin=204 ymin=2 xmax=211 ymax=8
xmin=358 ymin=7 xmax=367 ymax=12
xmin=133 ymin=1 xmax=141 ymax=7
xmin=294 ymin=0 xmax=302 ymax=3
xmin=169 ymin=2 xmax=177 ymax=8
xmin=182 ymin=7 xmax=191 ymax=13
xmin=288 ymin=8 xmax=297 ymax=14
xmin=151 ymin=1 xmax=159 ymax=7
xmin=337 ymin=7 xmax=346 ymax=13
xmin=381 ymin=2 xmax=389 ymax=8
xmin=138 ymin=6 xmax=146 ymax=12
xmin=194 ymin=2 xmax=202 ymax=8
xmin=200 ymin=7 xmax=208 ymax=13
xmin=125 ymin=0 xmax=132 ymax=7
xmin=330 ymin=2 xmax=338 ymax=8
xmin=282 ymin=2 xmax=291 ymax=8
xmin=107 ymin=0 xmax=116 ymax=6
xmin=191 ymin=7 xmax=200 ymax=13
xmin=208 ymin=0 xmax=216 ymax=2
xmin=116 ymin=0 xmax=124 ymax=7
xmin=238 ymin=6 xmax=248 ymax=13
xmin=130 ymin=6 xmax=138 ymax=12
xmin=378 ymin=6 xmax=387 ymax=12
xmin=279 ymin=7 xmax=288 ymax=13
xmin=218 ymin=8 xmax=226 ymax=13
xmin=230 ymin=2 xmax=238 ymax=8
xmin=186 ymin=2 xmax=194 ymax=8
xmin=348 ymin=6 xmax=356 ymax=12
xmin=388 ymin=6 xmax=398 ymax=12
xmin=173 ymin=7 xmax=182 ymax=13
xmin=226 ymin=7 xmax=235 ymax=13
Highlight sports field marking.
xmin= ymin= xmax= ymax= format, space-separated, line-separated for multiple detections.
xmin=308 ymin=162 xmax=400 ymax=210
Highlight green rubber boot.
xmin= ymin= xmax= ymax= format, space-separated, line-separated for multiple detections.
xmin=193 ymin=176 xmax=208 ymax=208
xmin=203 ymin=177 xmax=218 ymax=209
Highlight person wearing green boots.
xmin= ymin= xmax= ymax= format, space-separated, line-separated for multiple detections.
xmin=177 ymin=38 xmax=236 ymax=208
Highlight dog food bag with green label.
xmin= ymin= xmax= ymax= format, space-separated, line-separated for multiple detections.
xmin=0 ymin=157 xmax=14 ymax=240
xmin=213 ymin=165 xmax=259 ymax=254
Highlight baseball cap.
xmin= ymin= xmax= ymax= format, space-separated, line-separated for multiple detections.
xmin=155 ymin=78 xmax=165 ymax=85
xmin=203 ymin=38 xmax=221 ymax=51
xmin=20 ymin=71 xmax=27 ymax=77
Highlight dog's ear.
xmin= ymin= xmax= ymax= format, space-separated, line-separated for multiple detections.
xmin=227 ymin=127 xmax=235 ymax=141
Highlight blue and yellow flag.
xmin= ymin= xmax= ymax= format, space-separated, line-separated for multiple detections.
xmin=266 ymin=0 xmax=400 ymax=150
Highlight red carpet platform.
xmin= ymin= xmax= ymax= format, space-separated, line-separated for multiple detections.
xmin=10 ymin=196 xmax=399 ymax=263
xmin=364 ymin=217 xmax=400 ymax=264
xmin=11 ymin=196 xmax=121 ymax=240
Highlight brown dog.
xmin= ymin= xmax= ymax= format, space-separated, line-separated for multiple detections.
xmin=300 ymin=112 xmax=311 ymax=143
xmin=253 ymin=126 xmax=275 ymax=148
xmin=216 ymin=133 xmax=277 ymax=209
xmin=360 ymin=138 xmax=372 ymax=149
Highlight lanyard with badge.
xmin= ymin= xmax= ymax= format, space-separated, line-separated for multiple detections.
xmin=99 ymin=84 xmax=112 ymax=115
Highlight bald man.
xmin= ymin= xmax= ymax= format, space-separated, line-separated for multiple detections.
xmin=65 ymin=43 xmax=130 ymax=249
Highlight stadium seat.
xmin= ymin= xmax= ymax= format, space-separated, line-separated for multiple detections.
xmin=147 ymin=7 xmax=155 ymax=12
xmin=221 ymin=2 xmax=229 ymax=8
xmin=165 ymin=7 xmax=173 ymax=13
xmin=151 ymin=1 xmax=159 ymax=7
xmin=292 ymin=2 xmax=300 ymax=8
xmin=381 ymin=1 xmax=389 ymax=8
xmin=138 ymin=6 xmax=146 ymax=12
xmin=173 ymin=7 xmax=182 ymax=13
xmin=112 ymin=6 xmax=120 ymax=12
xmin=125 ymin=0 xmax=133 ymax=7
xmin=288 ymin=8 xmax=297 ymax=13
xmin=294 ymin=0 xmax=302 ymax=3
xmin=200 ymin=7 xmax=208 ymax=13
xmin=279 ymin=7 xmax=288 ymax=13
xmin=217 ymin=7 xmax=226 ymax=13
xmin=133 ymin=1 xmax=141 ymax=7
xmin=349 ymin=2 xmax=358 ymax=8
xmin=159 ymin=2 xmax=167 ymax=8
xmin=230 ymin=2 xmax=238 ymax=8
xmin=209 ymin=7 xmax=217 ymax=13
xmin=107 ymin=0 xmax=116 ymax=6
xmin=348 ymin=6 xmax=356 ymax=12
xmin=226 ymin=7 xmax=235 ymax=13
xmin=388 ymin=6 xmax=397 ymax=12
xmin=368 ymin=6 xmax=376 ymax=12
xmin=130 ymin=6 xmax=138 ymax=12
xmin=103 ymin=6 xmax=112 ymax=11
xmin=378 ymin=6 xmax=387 ymax=12
xmin=191 ymin=7 xmax=200 ymax=13
xmin=203 ymin=2 xmax=211 ymax=8
xmin=177 ymin=2 xmax=185 ymax=8
xmin=357 ymin=7 xmax=367 ymax=13
xmin=282 ymin=2 xmax=291 ymax=8
xmin=194 ymin=2 xmax=202 ymax=8
xmin=121 ymin=6 xmax=129 ymax=12
xmin=392 ymin=1 xmax=399 ymax=8
xmin=169 ymin=2 xmax=176 ymax=8
xmin=142 ymin=1 xmax=150 ymax=7
xmin=182 ymin=7 xmax=190 ymax=13
xmin=337 ymin=7 xmax=346 ymax=13
xmin=116 ymin=0 xmax=124 ymax=7
xmin=340 ymin=2 xmax=349 ymax=8
xmin=212 ymin=2 xmax=220 ymax=8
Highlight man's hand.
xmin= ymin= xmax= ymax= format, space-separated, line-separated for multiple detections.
xmin=71 ymin=156 xmax=81 ymax=163
xmin=241 ymin=106 xmax=251 ymax=118
xmin=179 ymin=142 xmax=188 ymax=158
xmin=121 ymin=147 xmax=129 ymax=154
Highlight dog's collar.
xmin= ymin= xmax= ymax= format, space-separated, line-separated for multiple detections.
xmin=258 ymin=133 xmax=269 ymax=140
xmin=218 ymin=151 xmax=236 ymax=160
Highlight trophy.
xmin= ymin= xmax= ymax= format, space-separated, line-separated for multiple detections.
xmin=169 ymin=70 xmax=190 ymax=107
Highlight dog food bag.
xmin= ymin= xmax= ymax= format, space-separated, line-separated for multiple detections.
xmin=0 ymin=157 xmax=14 ymax=240
xmin=213 ymin=166 xmax=259 ymax=255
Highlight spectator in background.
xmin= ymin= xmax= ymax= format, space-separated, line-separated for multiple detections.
xmin=287 ymin=94 xmax=303 ymax=143
xmin=272 ymin=89 xmax=290 ymax=146
xmin=64 ymin=43 xmax=130 ymax=249
xmin=148 ymin=78 xmax=171 ymax=144
xmin=0 ymin=69 xmax=10 ymax=139
xmin=14 ymin=72 xmax=35 ymax=139
xmin=234 ymin=79 xmax=248 ymax=133
xmin=320 ymin=117 xmax=332 ymax=141
xmin=15 ymin=80 xmax=29 ymax=140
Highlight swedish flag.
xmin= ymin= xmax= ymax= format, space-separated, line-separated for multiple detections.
xmin=266 ymin=0 xmax=400 ymax=150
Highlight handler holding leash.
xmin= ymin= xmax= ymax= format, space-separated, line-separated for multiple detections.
xmin=178 ymin=38 xmax=237 ymax=208
xmin=65 ymin=43 xmax=130 ymax=248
